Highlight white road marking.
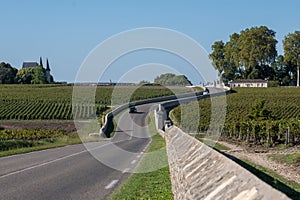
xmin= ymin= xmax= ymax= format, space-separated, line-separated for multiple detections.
xmin=131 ymin=160 xmax=137 ymax=164
xmin=122 ymin=168 xmax=131 ymax=174
xmin=0 ymin=142 xmax=111 ymax=179
xmin=136 ymin=155 xmax=141 ymax=158
xmin=105 ymin=180 xmax=119 ymax=189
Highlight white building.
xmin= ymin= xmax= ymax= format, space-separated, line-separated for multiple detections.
xmin=230 ymin=79 xmax=268 ymax=88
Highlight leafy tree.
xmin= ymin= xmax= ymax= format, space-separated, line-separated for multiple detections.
xmin=210 ymin=26 xmax=278 ymax=82
xmin=224 ymin=33 xmax=240 ymax=81
xmin=154 ymin=73 xmax=192 ymax=86
xmin=16 ymin=66 xmax=47 ymax=84
xmin=138 ymin=80 xmax=151 ymax=85
xmin=0 ymin=62 xmax=17 ymax=84
xmin=209 ymin=40 xmax=226 ymax=77
xmin=283 ymin=31 xmax=300 ymax=86
xmin=31 ymin=66 xmax=46 ymax=84
xmin=238 ymin=26 xmax=277 ymax=78
xmin=16 ymin=68 xmax=34 ymax=84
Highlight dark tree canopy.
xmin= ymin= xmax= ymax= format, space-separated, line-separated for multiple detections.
xmin=0 ymin=62 xmax=18 ymax=84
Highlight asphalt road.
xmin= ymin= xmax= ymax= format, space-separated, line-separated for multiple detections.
xmin=0 ymin=104 xmax=154 ymax=200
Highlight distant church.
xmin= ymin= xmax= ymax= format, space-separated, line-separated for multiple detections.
xmin=22 ymin=57 xmax=53 ymax=83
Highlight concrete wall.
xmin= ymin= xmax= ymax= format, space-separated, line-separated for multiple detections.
xmin=163 ymin=126 xmax=289 ymax=200
xmin=99 ymin=91 xmax=206 ymax=137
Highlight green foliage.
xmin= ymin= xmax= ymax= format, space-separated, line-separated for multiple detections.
xmin=209 ymin=40 xmax=226 ymax=76
xmin=284 ymin=31 xmax=300 ymax=67
xmin=0 ymin=129 xmax=67 ymax=151
xmin=0 ymin=62 xmax=17 ymax=84
xmin=248 ymin=99 xmax=273 ymax=121
xmin=238 ymin=26 xmax=277 ymax=71
xmin=171 ymin=88 xmax=300 ymax=145
xmin=15 ymin=66 xmax=48 ymax=84
xmin=0 ymin=61 xmax=53 ymax=84
xmin=16 ymin=67 xmax=34 ymax=84
xmin=138 ymin=80 xmax=151 ymax=85
xmin=268 ymin=80 xmax=279 ymax=87
xmin=210 ymin=26 xmax=279 ymax=83
xmin=154 ymin=73 xmax=192 ymax=86
xmin=267 ymin=153 xmax=300 ymax=165
xmin=283 ymin=31 xmax=300 ymax=86
xmin=31 ymin=66 xmax=47 ymax=84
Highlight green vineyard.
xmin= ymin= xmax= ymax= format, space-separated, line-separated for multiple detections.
xmin=172 ymin=87 xmax=300 ymax=145
xmin=0 ymin=85 xmax=188 ymax=120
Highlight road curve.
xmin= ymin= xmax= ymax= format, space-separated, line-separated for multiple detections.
xmin=0 ymin=104 xmax=154 ymax=200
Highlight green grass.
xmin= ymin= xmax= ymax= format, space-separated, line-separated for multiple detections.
xmin=0 ymin=135 xmax=82 ymax=157
xmin=267 ymin=153 xmax=300 ymax=165
xmin=194 ymin=134 xmax=230 ymax=151
xmin=110 ymin=113 xmax=173 ymax=200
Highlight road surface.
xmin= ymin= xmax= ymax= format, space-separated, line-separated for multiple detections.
xmin=0 ymin=104 xmax=154 ymax=200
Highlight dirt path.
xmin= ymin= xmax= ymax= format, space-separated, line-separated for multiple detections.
xmin=218 ymin=140 xmax=300 ymax=184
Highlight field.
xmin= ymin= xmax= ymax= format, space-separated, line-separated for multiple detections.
xmin=0 ymin=84 xmax=190 ymax=120
xmin=171 ymin=87 xmax=300 ymax=146
xmin=0 ymin=84 xmax=191 ymax=153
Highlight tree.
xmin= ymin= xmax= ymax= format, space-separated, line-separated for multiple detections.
xmin=209 ymin=41 xmax=226 ymax=77
xmin=283 ymin=31 xmax=300 ymax=86
xmin=154 ymin=73 xmax=192 ymax=86
xmin=16 ymin=68 xmax=34 ymax=84
xmin=238 ymin=26 xmax=277 ymax=78
xmin=31 ymin=66 xmax=46 ymax=84
xmin=0 ymin=62 xmax=17 ymax=84
xmin=222 ymin=33 xmax=241 ymax=82
xmin=138 ymin=80 xmax=151 ymax=85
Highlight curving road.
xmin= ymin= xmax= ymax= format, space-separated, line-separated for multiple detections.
xmin=0 ymin=104 xmax=155 ymax=200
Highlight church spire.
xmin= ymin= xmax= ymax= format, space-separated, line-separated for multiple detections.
xmin=46 ymin=58 xmax=50 ymax=71
xmin=40 ymin=57 xmax=43 ymax=67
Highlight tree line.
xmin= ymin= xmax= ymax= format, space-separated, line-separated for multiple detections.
xmin=0 ymin=62 xmax=53 ymax=84
xmin=209 ymin=26 xmax=300 ymax=86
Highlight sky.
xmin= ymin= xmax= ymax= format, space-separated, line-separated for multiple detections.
xmin=1 ymin=0 xmax=300 ymax=84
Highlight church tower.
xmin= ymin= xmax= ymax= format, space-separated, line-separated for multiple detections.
xmin=45 ymin=58 xmax=51 ymax=83
xmin=40 ymin=57 xmax=43 ymax=67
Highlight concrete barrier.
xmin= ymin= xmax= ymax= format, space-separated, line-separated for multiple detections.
xmin=153 ymin=89 xmax=289 ymax=199
xmin=99 ymin=91 xmax=207 ymax=137
xmin=163 ymin=126 xmax=289 ymax=200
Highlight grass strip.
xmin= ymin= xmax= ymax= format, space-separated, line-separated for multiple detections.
xmin=110 ymin=113 xmax=173 ymax=200
xmin=0 ymin=136 xmax=82 ymax=157
xmin=267 ymin=153 xmax=300 ymax=165
xmin=194 ymin=134 xmax=230 ymax=151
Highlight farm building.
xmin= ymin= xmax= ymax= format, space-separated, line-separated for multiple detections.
xmin=230 ymin=79 xmax=268 ymax=88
